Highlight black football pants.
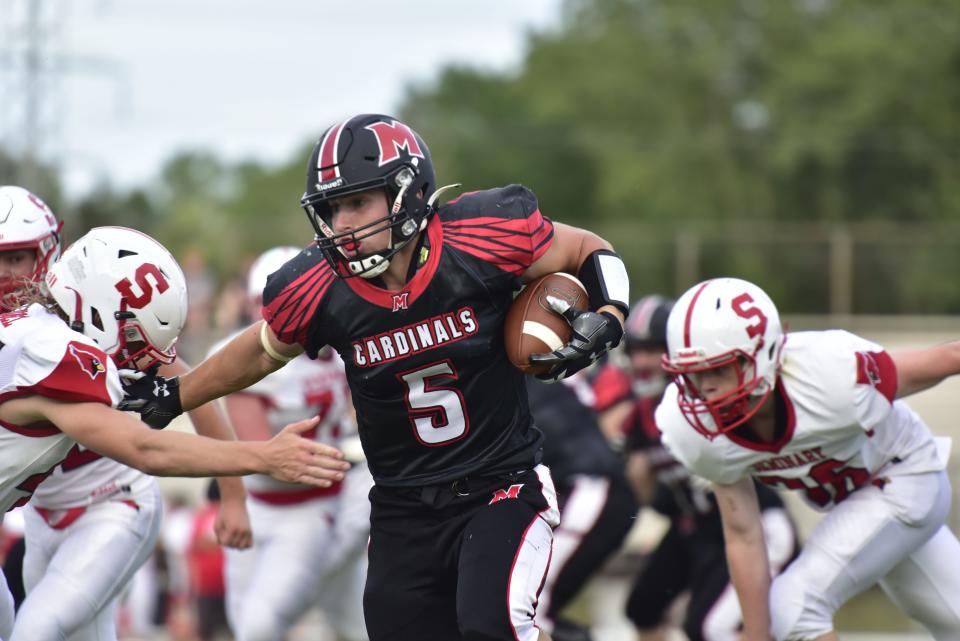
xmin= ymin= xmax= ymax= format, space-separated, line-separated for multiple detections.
xmin=364 ymin=466 xmax=559 ymax=641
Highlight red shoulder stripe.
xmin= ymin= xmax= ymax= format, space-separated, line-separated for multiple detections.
xmin=855 ymin=350 xmax=897 ymax=403
xmin=263 ymin=262 xmax=336 ymax=346
xmin=29 ymin=342 xmax=112 ymax=406
xmin=443 ymin=210 xmax=554 ymax=275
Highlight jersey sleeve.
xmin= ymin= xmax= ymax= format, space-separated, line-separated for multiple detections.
xmin=440 ymin=185 xmax=554 ymax=276
xmin=21 ymin=337 xmax=122 ymax=407
xmin=849 ymin=339 xmax=898 ymax=429
xmin=261 ymin=247 xmax=335 ymax=350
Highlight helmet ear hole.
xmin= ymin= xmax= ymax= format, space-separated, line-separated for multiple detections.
xmin=90 ymin=307 xmax=104 ymax=332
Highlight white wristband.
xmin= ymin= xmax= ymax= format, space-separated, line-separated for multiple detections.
xmin=260 ymin=322 xmax=295 ymax=363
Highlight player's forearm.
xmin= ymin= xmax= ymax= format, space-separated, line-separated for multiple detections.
xmin=135 ymin=429 xmax=266 ymax=478
xmin=186 ymin=400 xmax=248 ymax=500
xmin=725 ymin=535 xmax=773 ymax=640
xmin=180 ymin=323 xmax=282 ymax=411
xmin=893 ymin=341 xmax=960 ymax=398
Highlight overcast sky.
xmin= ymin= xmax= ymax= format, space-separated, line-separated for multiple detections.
xmin=3 ymin=0 xmax=562 ymax=196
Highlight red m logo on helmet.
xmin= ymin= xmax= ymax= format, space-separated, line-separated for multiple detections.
xmin=489 ymin=484 xmax=524 ymax=505
xmin=365 ymin=121 xmax=424 ymax=167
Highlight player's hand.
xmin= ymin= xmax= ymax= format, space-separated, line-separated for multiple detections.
xmin=529 ymin=296 xmax=623 ymax=383
xmin=215 ymin=494 xmax=254 ymax=549
xmin=117 ymin=368 xmax=183 ymax=429
xmin=262 ymin=416 xmax=351 ymax=486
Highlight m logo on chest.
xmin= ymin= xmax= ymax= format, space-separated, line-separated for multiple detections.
xmin=489 ymin=484 xmax=524 ymax=505
xmin=392 ymin=292 xmax=409 ymax=312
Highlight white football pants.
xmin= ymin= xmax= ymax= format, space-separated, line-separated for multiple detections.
xmin=12 ymin=482 xmax=162 ymax=641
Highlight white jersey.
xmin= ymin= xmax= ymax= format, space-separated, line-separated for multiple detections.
xmin=31 ymin=451 xmax=154 ymax=511
xmin=0 ymin=305 xmax=123 ymax=514
xmin=659 ymin=330 xmax=946 ymax=511
xmin=209 ymin=335 xmax=351 ymax=500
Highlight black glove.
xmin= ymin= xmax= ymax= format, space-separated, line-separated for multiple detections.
xmin=529 ymin=295 xmax=624 ymax=383
xmin=117 ymin=369 xmax=183 ymax=429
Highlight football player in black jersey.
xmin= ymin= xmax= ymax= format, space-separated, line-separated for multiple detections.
xmin=120 ymin=114 xmax=631 ymax=641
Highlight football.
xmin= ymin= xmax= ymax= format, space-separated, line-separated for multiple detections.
xmin=504 ymin=272 xmax=589 ymax=375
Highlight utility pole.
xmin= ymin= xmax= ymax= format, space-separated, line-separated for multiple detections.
xmin=0 ymin=0 xmax=126 ymax=197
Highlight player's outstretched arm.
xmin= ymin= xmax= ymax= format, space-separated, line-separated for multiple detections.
xmin=2 ymin=396 xmax=348 ymax=486
xmin=891 ymin=340 xmax=960 ymax=399
xmin=714 ymin=477 xmax=774 ymax=641
xmin=179 ymin=321 xmax=303 ymax=411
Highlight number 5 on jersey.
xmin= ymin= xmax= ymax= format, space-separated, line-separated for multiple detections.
xmin=398 ymin=360 xmax=469 ymax=445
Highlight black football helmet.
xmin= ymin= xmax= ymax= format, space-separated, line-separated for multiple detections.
xmin=301 ymin=114 xmax=452 ymax=279
xmin=624 ymin=294 xmax=674 ymax=350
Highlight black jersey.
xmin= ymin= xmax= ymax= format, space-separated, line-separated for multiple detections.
xmin=262 ymin=185 xmax=554 ymax=487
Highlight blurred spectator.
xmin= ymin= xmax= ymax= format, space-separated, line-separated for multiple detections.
xmin=178 ymin=248 xmax=217 ymax=362
xmin=0 ymin=508 xmax=26 ymax=612
xmin=187 ymin=482 xmax=229 ymax=641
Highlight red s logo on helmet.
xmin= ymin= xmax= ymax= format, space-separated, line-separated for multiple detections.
xmin=115 ymin=263 xmax=170 ymax=309
xmin=731 ymin=293 xmax=768 ymax=341
xmin=365 ymin=121 xmax=424 ymax=167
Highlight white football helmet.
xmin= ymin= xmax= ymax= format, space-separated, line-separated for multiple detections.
xmin=0 ymin=186 xmax=62 ymax=305
xmin=662 ymin=277 xmax=785 ymax=439
xmin=247 ymin=246 xmax=301 ymax=304
xmin=45 ymin=227 xmax=188 ymax=371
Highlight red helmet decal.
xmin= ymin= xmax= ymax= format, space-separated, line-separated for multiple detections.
xmin=26 ymin=192 xmax=50 ymax=213
xmin=115 ymin=263 xmax=170 ymax=309
xmin=365 ymin=121 xmax=424 ymax=167
xmin=731 ymin=293 xmax=768 ymax=342
xmin=317 ymin=119 xmax=348 ymax=183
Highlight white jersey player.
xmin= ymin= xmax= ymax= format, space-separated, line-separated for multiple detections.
xmin=217 ymin=246 xmax=370 ymax=641
xmin=0 ymin=227 xmax=348 ymax=641
xmin=0 ymin=189 xmax=250 ymax=641
xmin=657 ymin=277 xmax=960 ymax=641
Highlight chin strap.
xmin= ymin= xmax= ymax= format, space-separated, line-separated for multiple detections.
xmin=348 ymin=183 xmax=462 ymax=280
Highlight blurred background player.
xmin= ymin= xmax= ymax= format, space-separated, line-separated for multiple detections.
xmin=593 ymin=295 xmax=674 ymax=447
xmin=216 ymin=246 xmax=371 ymax=641
xmin=595 ymin=294 xmax=799 ymax=641
xmin=0 ymin=187 xmax=252 ymax=641
xmin=527 ymin=374 xmax=637 ymax=641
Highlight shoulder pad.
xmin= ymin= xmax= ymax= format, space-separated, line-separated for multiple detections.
xmin=22 ymin=331 xmax=122 ymax=407
xmin=262 ymin=246 xmax=335 ymax=347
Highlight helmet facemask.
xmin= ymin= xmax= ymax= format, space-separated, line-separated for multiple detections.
xmin=663 ymin=349 xmax=771 ymax=439
xmin=112 ymin=307 xmax=177 ymax=371
xmin=305 ymin=164 xmax=431 ymax=279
